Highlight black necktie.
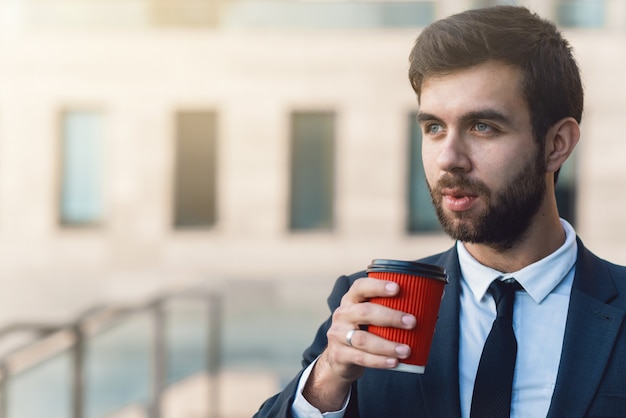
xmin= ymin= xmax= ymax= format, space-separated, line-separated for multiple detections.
xmin=470 ymin=279 xmax=521 ymax=418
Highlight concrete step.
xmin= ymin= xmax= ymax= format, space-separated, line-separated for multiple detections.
xmin=105 ymin=369 xmax=281 ymax=418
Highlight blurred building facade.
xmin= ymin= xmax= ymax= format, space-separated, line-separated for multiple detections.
xmin=0 ymin=0 xmax=624 ymax=328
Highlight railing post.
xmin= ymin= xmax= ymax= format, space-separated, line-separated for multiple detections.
xmin=207 ymin=293 xmax=221 ymax=418
xmin=150 ymin=300 xmax=167 ymax=418
xmin=72 ymin=324 xmax=84 ymax=418
xmin=0 ymin=363 xmax=8 ymax=418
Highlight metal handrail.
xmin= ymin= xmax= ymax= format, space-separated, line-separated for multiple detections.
xmin=0 ymin=323 xmax=62 ymax=340
xmin=0 ymin=288 xmax=221 ymax=418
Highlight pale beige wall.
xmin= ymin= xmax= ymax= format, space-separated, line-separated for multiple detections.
xmin=0 ymin=14 xmax=624 ymax=325
xmin=568 ymin=31 xmax=626 ymax=262
xmin=0 ymin=29 xmax=451 ymax=324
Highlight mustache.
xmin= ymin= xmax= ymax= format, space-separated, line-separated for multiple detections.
xmin=430 ymin=174 xmax=491 ymax=197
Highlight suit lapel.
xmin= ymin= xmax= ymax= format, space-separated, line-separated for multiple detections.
xmin=419 ymin=247 xmax=462 ymax=418
xmin=547 ymin=240 xmax=625 ymax=417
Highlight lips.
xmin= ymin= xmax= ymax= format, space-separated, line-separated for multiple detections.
xmin=441 ymin=188 xmax=478 ymax=212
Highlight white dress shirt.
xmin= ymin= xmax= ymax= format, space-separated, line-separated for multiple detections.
xmin=458 ymin=218 xmax=577 ymax=417
xmin=292 ymin=219 xmax=577 ymax=418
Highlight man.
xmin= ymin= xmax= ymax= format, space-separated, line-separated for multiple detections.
xmin=255 ymin=6 xmax=626 ymax=417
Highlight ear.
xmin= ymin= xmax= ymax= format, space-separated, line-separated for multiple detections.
xmin=545 ymin=117 xmax=580 ymax=174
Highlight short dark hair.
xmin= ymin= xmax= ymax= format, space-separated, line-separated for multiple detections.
xmin=408 ymin=6 xmax=584 ymax=146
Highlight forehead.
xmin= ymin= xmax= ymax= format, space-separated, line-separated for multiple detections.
xmin=419 ymin=61 xmax=529 ymax=121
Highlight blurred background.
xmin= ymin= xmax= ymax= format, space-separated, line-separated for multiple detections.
xmin=0 ymin=0 xmax=624 ymax=416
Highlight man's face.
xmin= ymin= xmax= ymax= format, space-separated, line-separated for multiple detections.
xmin=419 ymin=61 xmax=547 ymax=250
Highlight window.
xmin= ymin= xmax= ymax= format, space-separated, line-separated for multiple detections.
xmin=60 ymin=110 xmax=105 ymax=226
xmin=221 ymin=1 xmax=434 ymax=29
xmin=555 ymin=153 xmax=577 ymax=226
xmin=149 ymin=0 xmax=218 ymax=27
xmin=173 ymin=111 xmax=218 ymax=228
xmin=407 ymin=112 xmax=440 ymax=233
xmin=557 ymin=0 xmax=606 ymax=28
xmin=289 ymin=112 xmax=335 ymax=231
xmin=472 ymin=0 xmax=519 ymax=7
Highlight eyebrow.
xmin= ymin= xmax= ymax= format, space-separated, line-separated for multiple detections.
xmin=461 ymin=110 xmax=512 ymax=125
xmin=416 ymin=109 xmax=513 ymax=125
xmin=416 ymin=112 xmax=439 ymax=123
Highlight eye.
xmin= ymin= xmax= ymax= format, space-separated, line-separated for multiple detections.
xmin=474 ymin=122 xmax=491 ymax=132
xmin=425 ymin=123 xmax=444 ymax=134
xmin=471 ymin=122 xmax=499 ymax=136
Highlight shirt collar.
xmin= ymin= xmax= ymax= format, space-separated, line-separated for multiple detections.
xmin=457 ymin=219 xmax=578 ymax=304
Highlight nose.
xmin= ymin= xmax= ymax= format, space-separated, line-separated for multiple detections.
xmin=434 ymin=131 xmax=471 ymax=173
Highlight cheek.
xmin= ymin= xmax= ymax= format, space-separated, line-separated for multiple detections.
xmin=421 ymin=151 xmax=438 ymax=183
xmin=480 ymin=152 xmax=529 ymax=189
xmin=421 ymin=142 xmax=438 ymax=168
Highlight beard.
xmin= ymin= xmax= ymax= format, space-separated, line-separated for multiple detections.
xmin=428 ymin=153 xmax=546 ymax=252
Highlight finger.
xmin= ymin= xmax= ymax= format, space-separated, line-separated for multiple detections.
xmin=338 ymin=348 xmax=402 ymax=370
xmin=331 ymin=327 xmax=411 ymax=359
xmin=335 ymin=329 xmax=412 ymax=365
xmin=332 ymin=302 xmax=416 ymax=331
xmin=341 ymin=277 xmax=400 ymax=305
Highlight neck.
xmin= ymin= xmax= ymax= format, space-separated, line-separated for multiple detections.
xmin=463 ymin=206 xmax=566 ymax=273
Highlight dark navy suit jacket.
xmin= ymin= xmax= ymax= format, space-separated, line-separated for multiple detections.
xmin=254 ymin=238 xmax=626 ymax=417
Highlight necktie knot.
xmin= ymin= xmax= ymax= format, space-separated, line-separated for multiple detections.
xmin=489 ymin=279 xmax=521 ymax=319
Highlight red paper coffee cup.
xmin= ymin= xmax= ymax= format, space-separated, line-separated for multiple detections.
xmin=367 ymin=259 xmax=447 ymax=373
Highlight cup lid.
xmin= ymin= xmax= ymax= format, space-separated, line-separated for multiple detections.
xmin=367 ymin=259 xmax=448 ymax=282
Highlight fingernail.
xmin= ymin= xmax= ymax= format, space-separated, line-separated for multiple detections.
xmin=395 ymin=345 xmax=410 ymax=358
xmin=401 ymin=315 xmax=416 ymax=328
xmin=386 ymin=358 xmax=398 ymax=367
xmin=385 ymin=282 xmax=399 ymax=294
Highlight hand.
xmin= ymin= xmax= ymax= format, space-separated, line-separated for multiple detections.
xmin=302 ymin=277 xmax=416 ymax=412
